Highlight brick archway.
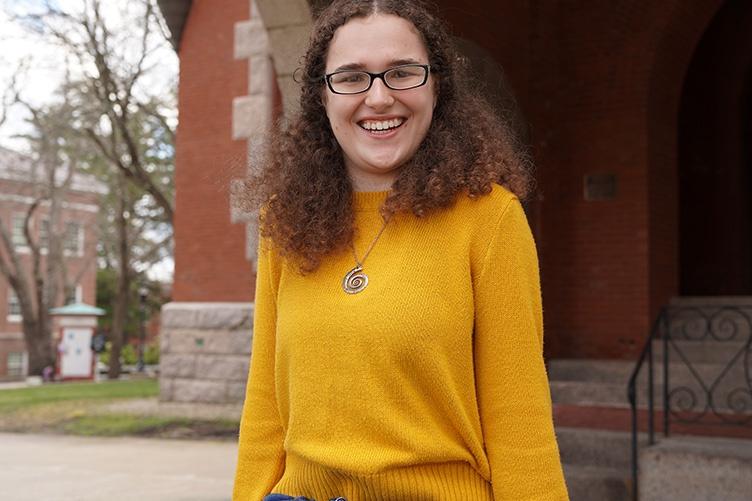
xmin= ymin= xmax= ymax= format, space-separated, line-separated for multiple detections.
xmin=646 ymin=0 xmax=725 ymax=315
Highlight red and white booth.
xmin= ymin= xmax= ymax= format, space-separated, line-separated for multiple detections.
xmin=50 ymin=303 xmax=105 ymax=381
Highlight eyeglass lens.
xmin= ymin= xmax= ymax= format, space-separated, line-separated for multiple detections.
xmin=328 ymin=65 xmax=427 ymax=94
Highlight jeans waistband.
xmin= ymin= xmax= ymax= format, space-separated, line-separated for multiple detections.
xmin=262 ymin=494 xmax=346 ymax=501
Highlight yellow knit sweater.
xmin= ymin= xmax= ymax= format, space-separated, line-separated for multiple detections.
xmin=233 ymin=185 xmax=569 ymax=501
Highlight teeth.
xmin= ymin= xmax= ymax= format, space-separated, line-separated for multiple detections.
xmin=360 ymin=118 xmax=404 ymax=131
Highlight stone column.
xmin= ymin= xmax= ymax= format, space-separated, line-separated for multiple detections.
xmin=160 ymin=303 xmax=253 ymax=403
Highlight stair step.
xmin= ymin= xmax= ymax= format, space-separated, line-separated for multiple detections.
xmin=651 ymin=339 xmax=747 ymax=365
xmin=551 ymin=380 xmax=630 ymax=407
xmin=556 ymin=427 xmax=637 ymax=470
xmin=563 ymin=464 xmax=631 ymax=501
xmin=548 ymin=358 xmax=749 ymax=388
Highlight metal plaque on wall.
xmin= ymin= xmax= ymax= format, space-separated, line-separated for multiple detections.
xmin=584 ymin=173 xmax=617 ymax=201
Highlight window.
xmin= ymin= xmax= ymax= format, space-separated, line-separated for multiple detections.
xmin=11 ymin=214 xmax=27 ymax=248
xmin=7 ymin=290 xmax=21 ymax=323
xmin=64 ymin=222 xmax=83 ymax=256
xmin=38 ymin=218 xmax=50 ymax=251
xmin=7 ymin=352 xmax=25 ymax=377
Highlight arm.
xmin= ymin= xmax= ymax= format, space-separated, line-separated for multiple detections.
xmin=233 ymin=239 xmax=286 ymax=500
xmin=474 ymin=197 xmax=569 ymax=500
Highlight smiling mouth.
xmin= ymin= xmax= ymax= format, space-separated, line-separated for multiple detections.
xmin=358 ymin=118 xmax=406 ymax=134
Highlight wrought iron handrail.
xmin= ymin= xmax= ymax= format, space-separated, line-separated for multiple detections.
xmin=627 ymin=303 xmax=752 ymax=501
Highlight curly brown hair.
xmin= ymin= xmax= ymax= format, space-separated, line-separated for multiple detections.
xmin=244 ymin=0 xmax=533 ymax=272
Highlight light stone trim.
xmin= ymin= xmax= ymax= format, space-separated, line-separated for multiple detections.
xmin=255 ymin=0 xmax=313 ymax=116
xmin=255 ymin=0 xmax=311 ymax=29
xmin=230 ymin=0 xmax=283 ymax=270
xmin=234 ymin=19 xmax=269 ymax=59
xmin=161 ymin=302 xmax=254 ymax=330
xmin=265 ymin=24 xmax=310 ymax=77
xmin=232 ymin=94 xmax=272 ymax=141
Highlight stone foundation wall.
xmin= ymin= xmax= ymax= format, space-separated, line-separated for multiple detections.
xmin=159 ymin=302 xmax=253 ymax=403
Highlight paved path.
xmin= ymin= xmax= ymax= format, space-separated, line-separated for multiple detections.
xmin=0 ymin=432 xmax=238 ymax=501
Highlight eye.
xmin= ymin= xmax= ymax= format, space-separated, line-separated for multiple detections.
xmin=331 ymin=72 xmax=368 ymax=84
xmin=389 ymin=66 xmax=423 ymax=79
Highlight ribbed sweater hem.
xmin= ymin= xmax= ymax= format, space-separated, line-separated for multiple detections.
xmin=272 ymin=454 xmax=493 ymax=501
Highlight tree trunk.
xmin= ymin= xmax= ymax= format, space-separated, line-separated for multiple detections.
xmin=108 ymin=174 xmax=131 ymax=379
xmin=22 ymin=316 xmax=55 ymax=376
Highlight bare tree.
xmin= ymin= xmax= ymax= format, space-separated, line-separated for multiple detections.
xmin=5 ymin=0 xmax=177 ymax=378
xmin=12 ymin=0 xmax=175 ymax=223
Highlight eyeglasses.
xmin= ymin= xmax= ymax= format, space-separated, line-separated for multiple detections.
xmin=324 ymin=64 xmax=431 ymax=95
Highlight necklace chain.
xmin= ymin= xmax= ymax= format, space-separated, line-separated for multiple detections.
xmin=351 ymin=217 xmax=390 ymax=266
xmin=342 ymin=217 xmax=390 ymax=294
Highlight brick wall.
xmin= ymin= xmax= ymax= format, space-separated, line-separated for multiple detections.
xmin=173 ymin=0 xmax=254 ymax=302
xmin=435 ymin=0 xmax=723 ymax=358
xmin=0 ymin=174 xmax=100 ymax=378
xmin=170 ymin=0 xmax=732 ymax=360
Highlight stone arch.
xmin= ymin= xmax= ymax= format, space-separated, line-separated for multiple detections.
xmin=645 ymin=0 xmax=725 ymax=313
xmin=255 ymin=0 xmax=315 ymax=114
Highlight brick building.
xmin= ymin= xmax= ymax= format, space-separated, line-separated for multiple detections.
xmin=155 ymin=0 xmax=750 ymax=399
xmin=0 ymin=147 xmax=104 ymax=380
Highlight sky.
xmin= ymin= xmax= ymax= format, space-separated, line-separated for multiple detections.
xmin=0 ymin=0 xmax=179 ymax=282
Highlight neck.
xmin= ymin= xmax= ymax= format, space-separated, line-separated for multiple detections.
xmin=347 ymin=168 xmax=397 ymax=192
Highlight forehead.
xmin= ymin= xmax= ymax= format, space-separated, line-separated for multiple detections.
xmin=325 ymin=14 xmax=429 ymax=71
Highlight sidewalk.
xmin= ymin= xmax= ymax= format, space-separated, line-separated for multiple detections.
xmin=0 ymin=432 xmax=238 ymax=501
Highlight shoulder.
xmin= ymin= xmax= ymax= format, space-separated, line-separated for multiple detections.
xmin=453 ymin=183 xmax=521 ymax=223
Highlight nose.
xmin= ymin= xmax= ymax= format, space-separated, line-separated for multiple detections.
xmin=364 ymin=77 xmax=395 ymax=110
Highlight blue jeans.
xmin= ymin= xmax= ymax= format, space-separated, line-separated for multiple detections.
xmin=262 ymin=495 xmax=346 ymax=501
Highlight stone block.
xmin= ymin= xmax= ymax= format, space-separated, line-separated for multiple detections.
xmin=160 ymin=353 xmax=197 ymax=378
xmin=171 ymin=378 xmax=229 ymax=404
xmin=195 ymin=354 xmax=250 ymax=381
xmin=162 ymin=302 xmax=254 ymax=331
xmin=234 ymin=19 xmax=269 ymax=60
xmin=640 ymin=436 xmax=752 ymax=501
xmin=229 ymin=178 xmax=257 ymax=224
xmin=245 ymin=222 xmax=259 ymax=269
xmin=249 ymin=55 xmax=273 ymax=95
xmin=276 ymin=74 xmax=302 ymax=116
xmin=159 ymin=377 xmax=174 ymax=401
xmin=256 ymin=0 xmax=311 ymax=29
xmin=227 ymin=381 xmax=249 ymax=402
xmin=233 ymin=94 xmax=271 ymax=141
xmin=162 ymin=329 xmax=209 ymax=355
xmin=203 ymin=329 xmax=253 ymax=355
xmin=267 ymin=25 xmax=310 ymax=76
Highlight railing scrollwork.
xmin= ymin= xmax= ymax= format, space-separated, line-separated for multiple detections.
xmin=627 ymin=303 xmax=752 ymax=500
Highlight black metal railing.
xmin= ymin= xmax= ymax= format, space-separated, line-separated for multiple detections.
xmin=627 ymin=303 xmax=752 ymax=500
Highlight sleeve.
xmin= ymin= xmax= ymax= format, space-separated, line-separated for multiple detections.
xmin=232 ymin=239 xmax=286 ymax=501
xmin=473 ymin=197 xmax=569 ymax=500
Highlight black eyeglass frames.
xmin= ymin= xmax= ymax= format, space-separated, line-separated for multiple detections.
xmin=324 ymin=64 xmax=431 ymax=95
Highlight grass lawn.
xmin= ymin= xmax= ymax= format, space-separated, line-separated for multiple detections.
xmin=0 ymin=379 xmax=239 ymax=440
xmin=0 ymin=379 xmax=158 ymax=413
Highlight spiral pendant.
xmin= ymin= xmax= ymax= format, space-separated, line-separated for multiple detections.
xmin=342 ymin=265 xmax=368 ymax=294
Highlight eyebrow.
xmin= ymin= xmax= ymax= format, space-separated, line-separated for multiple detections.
xmin=330 ymin=58 xmax=423 ymax=72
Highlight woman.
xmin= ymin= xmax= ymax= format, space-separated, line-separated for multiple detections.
xmin=233 ymin=1 xmax=569 ymax=500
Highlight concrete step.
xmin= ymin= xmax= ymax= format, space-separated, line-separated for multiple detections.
xmin=548 ymin=358 xmax=749 ymax=389
xmin=651 ymin=339 xmax=748 ymax=365
xmin=556 ymin=427 xmax=636 ymax=470
xmin=563 ymin=464 xmax=631 ymax=501
xmin=550 ymin=377 xmax=752 ymax=415
xmin=639 ymin=435 xmax=752 ymax=501
xmin=551 ymin=380 xmax=631 ymax=407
